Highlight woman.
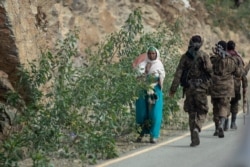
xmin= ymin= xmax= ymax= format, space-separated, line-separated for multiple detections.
xmin=134 ymin=46 xmax=165 ymax=143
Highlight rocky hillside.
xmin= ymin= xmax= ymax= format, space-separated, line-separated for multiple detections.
xmin=0 ymin=0 xmax=250 ymax=98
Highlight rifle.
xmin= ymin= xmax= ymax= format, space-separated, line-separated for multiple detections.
xmin=214 ymin=44 xmax=230 ymax=58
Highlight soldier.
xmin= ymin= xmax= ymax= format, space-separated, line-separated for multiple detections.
xmin=210 ymin=40 xmax=243 ymax=138
xmin=225 ymin=40 xmax=246 ymax=130
xmin=169 ymin=35 xmax=213 ymax=147
xmin=242 ymin=60 xmax=250 ymax=116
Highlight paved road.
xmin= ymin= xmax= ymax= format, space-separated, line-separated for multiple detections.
xmin=96 ymin=112 xmax=250 ymax=167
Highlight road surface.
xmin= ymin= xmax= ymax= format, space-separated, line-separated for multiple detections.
xmin=96 ymin=112 xmax=250 ymax=167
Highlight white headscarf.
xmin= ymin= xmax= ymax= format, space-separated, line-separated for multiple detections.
xmin=135 ymin=47 xmax=165 ymax=89
xmin=145 ymin=47 xmax=165 ymax=80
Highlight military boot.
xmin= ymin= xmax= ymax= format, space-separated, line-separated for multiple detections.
xmin=224 ymin=118 xmax=229 ymax=131
xmin=230 ymin=113 xmax=237 ymax=130
xmin=213 ymin=125 xmax=219 ymax=136
xmin=190 ymin=128 xmax=200 ymax=147
xmin=214 ymin=123 xmax=219 ymax=136
xmin=218 ymin=117 xmax=225 ymax=138
xmin=214 ymin=127 xmax=219 ymax=136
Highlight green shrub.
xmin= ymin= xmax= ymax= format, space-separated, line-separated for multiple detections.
xmin=0 ymin=9 xmax=183 ymax=166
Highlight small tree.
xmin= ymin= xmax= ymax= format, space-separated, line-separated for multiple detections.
xmin=0 ymin=9 xmax=183 ymax=166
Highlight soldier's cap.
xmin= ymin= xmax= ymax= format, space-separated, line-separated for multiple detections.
xmin=189 ymin=35 xmax=203 ymax=48
xmin=227 ymin=40 xmax=235 ymax=50
xmin=190 ymin=35 xmax=202 ymax=43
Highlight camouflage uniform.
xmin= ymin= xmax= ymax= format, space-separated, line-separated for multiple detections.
xmin=210 ymin=41 xmax=243 ymax=138
xmin=227 ymin=49 xmax=246 ymax=130
xmin=243 ymin=61 xmax=250 ymax=95
xmin=169 ymin=35 xmax=213 ymax=147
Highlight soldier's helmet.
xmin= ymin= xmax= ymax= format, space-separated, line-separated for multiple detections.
xmin=188 ymin=35 xmax=203 ymax=51
xmin=227 ymin=40 xmax=235 ymax=50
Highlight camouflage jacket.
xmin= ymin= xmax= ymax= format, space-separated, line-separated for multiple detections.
xmin=228 ymin=50 xmax=246 ymax=93
xmin=170 ymin=50 xmax=213 ymax=93
xmin=210 ymin=53 xmax=243 ymax=98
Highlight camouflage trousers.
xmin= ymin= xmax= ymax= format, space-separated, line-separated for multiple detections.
xmin=230 ymin=93 xmax=241 ymax=115
xmin=211 ymin=97 xmax=231 ymax=125
xmin=184 ymin=89 xmax=208 ymax=132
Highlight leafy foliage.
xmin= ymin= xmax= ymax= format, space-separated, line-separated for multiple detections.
xmin=0 ymin=9 xmax=183 ymax=166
